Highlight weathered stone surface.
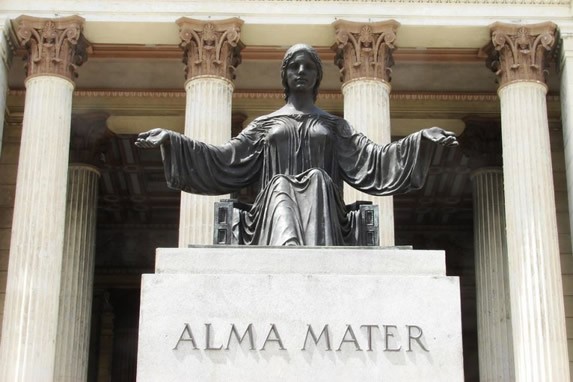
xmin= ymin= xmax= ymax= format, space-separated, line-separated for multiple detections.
xmin=332 ymin=20 xmax=399 ymax=84
xmin=176 ymin=17 xmax=244 ymax=82
xmin=485 ymin=22 xmax=557 ymax=88
xmin=138 ymin=247 xmax=463 ymax=381
xmin=155 ymin=246 xmax=445 ymax=275
xmin=15 ymin=15 xmax=88 ymax=81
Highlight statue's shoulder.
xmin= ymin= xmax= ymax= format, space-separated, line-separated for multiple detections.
xmin=250 ymin=113 xmax=276 ymax=124
xmin=317 ymin=110 xmax=344 ymax=123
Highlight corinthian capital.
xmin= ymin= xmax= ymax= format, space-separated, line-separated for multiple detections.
xmin=14 ymin=15 xmax=88 ymax=81
xmin=176 ymin=17 xmax=244 ymax=82
xmin=486 ymin=22 xmax=557 ymax=88
xmin=332 ymin=20 xmax=400 ymax=84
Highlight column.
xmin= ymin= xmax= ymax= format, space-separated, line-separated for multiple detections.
xmin=0 ymin=18 xmax=14 ymax=157
xmin=560 ymin=32 xmax=573 ymax=254
xmin=96 ymin=292 xmax=114 ymax=382
xmin=332 ymin=20 xmax=399 ymax=246
xmin=0 ymin=16 xmax=88 ymax=381
xmin=176 ymin=17 xmax=244 ymax=246
xmin=486 ymin=22 xmax=570 ymax=381
xmin=54 ymin=114 xmax=108 ymax=381
xmin=461 ymin=119 xmax=514 ymax=381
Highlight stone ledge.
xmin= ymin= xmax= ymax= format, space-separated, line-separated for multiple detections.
xmin=155 ymin=246 xmax=446 ymax=275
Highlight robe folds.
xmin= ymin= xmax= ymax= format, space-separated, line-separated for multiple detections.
xmin=161 ymin=112 xmax=434 ymax=246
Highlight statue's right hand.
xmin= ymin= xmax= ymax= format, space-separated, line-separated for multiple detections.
xmin=135 ymin=128 xmax=169 ymax=149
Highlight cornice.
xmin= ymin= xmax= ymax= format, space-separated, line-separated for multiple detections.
xmin=234 ymin=0 xmax=568 ymax=3
xmin=20 ymin=44 xmax=482 ymax=62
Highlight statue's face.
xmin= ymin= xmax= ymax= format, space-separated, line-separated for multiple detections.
xmin=285 ymin=51 xmax=318 ymax=94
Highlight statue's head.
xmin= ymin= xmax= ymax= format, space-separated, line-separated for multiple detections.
xmin=281 ymin=43 xmax=323 ymax=102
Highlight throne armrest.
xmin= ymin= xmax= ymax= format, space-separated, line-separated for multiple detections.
xmin=213 ymin=199 xmax=251 ymax=245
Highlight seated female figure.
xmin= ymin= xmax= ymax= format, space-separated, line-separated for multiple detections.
xmin=136 ymin=44 xmax=457 ymax=246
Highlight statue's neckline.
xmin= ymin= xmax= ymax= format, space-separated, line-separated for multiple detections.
xmin=257 ymin=112 xmax=334 ymax=121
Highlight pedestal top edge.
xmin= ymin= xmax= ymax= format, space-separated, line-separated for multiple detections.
xmin=154 ymin=246 xmax=446 ymax=276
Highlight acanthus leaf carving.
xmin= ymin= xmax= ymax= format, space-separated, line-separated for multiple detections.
xmin=176 ymin=17 xmax=244 ymax=82
xmin=15 ymin=15 xmax=88 ymax=81
xmin=332 ymin=19 xmax=400 ymax=84
xmin=486 ymin=22 xmax=557 ymax=87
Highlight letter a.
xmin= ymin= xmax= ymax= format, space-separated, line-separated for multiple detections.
xmin=173 ymin=323 xmax=198 ymax=350
xmin=260 ymin=324 xmax=286 ymax=351
xmin=336 ymin=325 xmax=362 ymax=351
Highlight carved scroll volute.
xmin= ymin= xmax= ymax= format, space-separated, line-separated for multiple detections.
xmin=14 ymin=15 xmax=88 ymax=81
xmin=332 ymin=20 xmax=400 ymax=84
xmin=176 ymin=17 xmax=245 ymax=82
xmin=485 ymin=22 xmax=557 ymax=88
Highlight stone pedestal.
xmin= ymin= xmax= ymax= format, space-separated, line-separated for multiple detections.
xmin=176 ymin=18 xmax=243 ymax=246
xmin=138 ymin=247 xmax=463 ymax=381
xmin=54 ymin=164 xmax=100 ymax=381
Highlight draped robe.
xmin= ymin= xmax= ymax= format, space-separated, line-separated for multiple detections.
xmin=161 ymin=112 xmax=434 ymax=246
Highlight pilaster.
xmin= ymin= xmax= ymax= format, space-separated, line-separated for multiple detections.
xmin=0 ymin=15 xmax=88 ymax=381
xmin=486 ymin=21 xmax=570 ymax=381
xmin=175 ymin=17 xmax=243 ymax=246
xmin=54 ymin=113 xmax=108 ymax=382
xmin=332 ymin=20 xmax=399 ymax=246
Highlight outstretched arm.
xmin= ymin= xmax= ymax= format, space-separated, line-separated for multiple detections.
xmin=135 ymin=128 xmax=170 ymax=149
xmin=421 ymin=127 xmax=459 ymax=147
xmin=135 ymin=126 xmax=264 ymax=195
xmin=337 ymin=121 xmax=458 ymax=195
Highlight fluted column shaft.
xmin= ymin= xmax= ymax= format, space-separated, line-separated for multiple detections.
xmin=54 ymin=164 xmax=99 ymax=381
xmin=0 ymin=15 xmax=87 ymax=381
xmin=499 ymin=82 xmax=569 ymax=381
xmin=0 ymin=75 xmax=74 ymax=380
xmin=342 ymin=80 xmax=394 ymax=245
xmin=560 ymin=35 xmax=573 ymax=253
xmin=179 ymin=77 xmax=233 ymax=246
xmin=472 ymin=168 xmax=514 ymax=382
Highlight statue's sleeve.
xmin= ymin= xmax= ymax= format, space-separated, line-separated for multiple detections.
xmin=336 ymin=120 xmax=435 ymax=195
xmin=159 ymin=125 xmax=264 ymax=195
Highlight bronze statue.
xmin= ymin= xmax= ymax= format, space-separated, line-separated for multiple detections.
xmin=136 ymin=43 xmax=458 ymax=246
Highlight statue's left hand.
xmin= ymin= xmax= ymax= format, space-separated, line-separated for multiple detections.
xmin=421 ymin=127 xmax=459 ymax=147
xmin=135 ymin=128 xmax=170 ymax=149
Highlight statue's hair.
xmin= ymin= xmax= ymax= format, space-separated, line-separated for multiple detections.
xmin=280 ymin=43 xmax=323 ymax=102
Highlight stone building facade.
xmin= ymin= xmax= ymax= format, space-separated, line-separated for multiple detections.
xmin=0 ymin=1 xmax=572 ymax=381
